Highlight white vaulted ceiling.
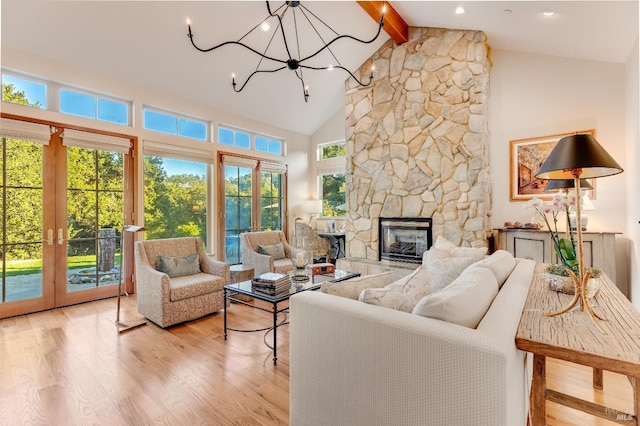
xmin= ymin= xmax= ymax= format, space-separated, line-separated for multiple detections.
xmin=1 ymin=1 xmax=638 ymax=135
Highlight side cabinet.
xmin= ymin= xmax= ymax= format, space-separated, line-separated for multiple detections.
xmin=494 ymin=228 xmax=618 ymax=283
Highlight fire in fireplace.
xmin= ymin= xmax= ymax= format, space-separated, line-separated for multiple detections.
xmin=379 ymin=217 xmax=433 ymax=263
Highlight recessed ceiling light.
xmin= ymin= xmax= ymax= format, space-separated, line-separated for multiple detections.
xmin=542 ymin=9 xmax=555 ymax=17
xmin=503 ymin=9 xmax=512 ymax=15
xmin=455 ymin=6 xmax=465 ymax=15
xmin=261 ymin=21 xmax=270 ymax=31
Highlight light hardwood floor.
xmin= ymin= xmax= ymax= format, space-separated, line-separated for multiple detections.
xmin=0 ymin=295 xmax=635 ymax=425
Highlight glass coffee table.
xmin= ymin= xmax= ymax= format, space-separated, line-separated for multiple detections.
xmin=223 ymin=279 xmax=320 ymax=365
xmin=223 ymin=270 xmax=360 ymax=365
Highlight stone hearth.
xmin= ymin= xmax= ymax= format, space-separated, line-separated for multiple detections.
xmin=344 ymin=27 xmax=492 ymax=261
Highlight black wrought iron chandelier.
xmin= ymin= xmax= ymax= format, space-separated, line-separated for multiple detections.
xmin=186 ymin=1 xmax=386 ymax=102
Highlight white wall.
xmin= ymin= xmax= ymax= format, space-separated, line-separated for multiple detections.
xmin=488 ymin=49 xmax=630 ymax=294
xmin=625 ymin=37 xmax=640 ymax=307
xmin=1 ymin=47 xmax=310 ymax=253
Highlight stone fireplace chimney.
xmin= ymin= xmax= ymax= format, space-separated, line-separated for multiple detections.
xmin=344 ymin=27 xmax=492 ymax=261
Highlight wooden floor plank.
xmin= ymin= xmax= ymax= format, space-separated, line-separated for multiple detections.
xmin=0 ymin=295 xmax=635 ymax=425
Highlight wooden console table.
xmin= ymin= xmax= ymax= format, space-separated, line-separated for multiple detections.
xmin=516 ymin=264 xmax=640 ymax=425
xmin=494 ymin=228 xmax=619 ymax=283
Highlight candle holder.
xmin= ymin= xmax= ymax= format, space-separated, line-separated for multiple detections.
xmin=291 ymin=238 xmax=311 ymax=285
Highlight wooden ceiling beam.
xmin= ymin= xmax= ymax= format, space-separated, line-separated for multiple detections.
xmin=357 ymin=1 xmax=408 ymax=45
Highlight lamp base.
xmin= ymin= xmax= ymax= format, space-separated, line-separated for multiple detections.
xmin=116 ymin=319 xmax=147 ymax=334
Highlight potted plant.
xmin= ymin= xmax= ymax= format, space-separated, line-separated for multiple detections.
xmin=526 ymin=193 xmax=601 ymax=296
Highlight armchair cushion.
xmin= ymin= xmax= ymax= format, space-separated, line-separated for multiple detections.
xmin=157 ymin=253 xmax=201 ymax=278
xmin=258 ymin=242 xmax=286 ymax=260
xmin=170 ymin=273 xmax=225 ymax=302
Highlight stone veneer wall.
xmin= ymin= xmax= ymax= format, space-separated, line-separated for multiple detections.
xmin=344 ymin=27 xmax=492 ymax=261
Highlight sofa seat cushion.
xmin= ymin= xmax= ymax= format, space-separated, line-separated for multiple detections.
xmin=169 ymin=273 xmax=225 ymax=302
xmin=321 ymin=271 xmax=395 ymax=300
xmin=412 ymin=266 xmax=499 ymax=328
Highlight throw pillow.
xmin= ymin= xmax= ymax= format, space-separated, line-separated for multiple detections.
xmin=423 ymin=247 xmax=481 ymax=293
xmin=422 ymin=236 xmax=487 ymax=266
xmin=412 ymin=266 xmax=499 ymax=328
xmin=386 ymin=265 xmax=432 ymax=303
xmin=474 ymin=250 xmax=516 ymax=288
xmin=258 ymin=242 xmax=286 ymax=260
xmin=157 ymin=253 xmax=201 ymax=278
xmin=321 ymin=271 xmax=395 ymax=300
xmin=359 ymin=288 xmax=415 ymax=313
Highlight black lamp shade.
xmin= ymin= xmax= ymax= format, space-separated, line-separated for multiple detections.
xmin=544 ymin=178 xmax=593 ymax=192
xmin=534 ymin=134 xmax=623 ymax=179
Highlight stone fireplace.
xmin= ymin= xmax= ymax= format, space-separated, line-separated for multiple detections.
xmin=344 ymin=27 xmax=492 ymax=261
xmin=379 ymin=217 xmax=433 ymax=263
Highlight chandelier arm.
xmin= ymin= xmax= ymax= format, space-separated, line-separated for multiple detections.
xmin=232 ymin=66 xmax=287 ymax=93
xmin=298 ymin=3 xmax=340 ymax=37
xmin=297 ymin=7 xmax=341 ymax=68
xmin=188 ymin=35 xmax=289 ymax=65
xmin=298 ymin=21 xmax=384 ymax=64
xmin=266 ymin=2 xmax=295 ymax=62
xmin=299 ymin=64 xmax=373 ymax=87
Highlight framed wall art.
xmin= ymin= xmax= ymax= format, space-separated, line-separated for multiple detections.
xmin=509 ymin=129 xmax=596 ymax=201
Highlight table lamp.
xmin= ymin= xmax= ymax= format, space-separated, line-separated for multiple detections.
xmin=535 ymin=133 xmax=622 ymax=332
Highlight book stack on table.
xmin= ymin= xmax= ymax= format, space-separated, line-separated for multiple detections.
xmin=251 ymin=272 xmax=291 ymax=295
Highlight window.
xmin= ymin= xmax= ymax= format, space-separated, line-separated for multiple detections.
xmin=143 ymin=107 xmax=208 ymax=141
xmin=218 ymin=126 xmax=250 ymax=149
xmin=317 ymin=140 xmax=346 ymax=217
xmin=59 ymin=88 xmax=129 ymax=125
xmin=143 ymin=157 xmax=208 ymax=244
xmin=256 ymin=135 xmax=283 ymax=155
xmin=1 ymin=74 xmax=46 ymax=108
xmin=218 ymin=126 xmax=283 ymax=155
xmin=321 ymin=173 xmax=346 ymax=217
xmin=320 ymin=141 xmax=345 ymax=160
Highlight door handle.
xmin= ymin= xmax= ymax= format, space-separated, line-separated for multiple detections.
xmin=45 ymin=229 xmax=54 ymax=246
xmin=57 ymin=228 xmax=65 ymax=245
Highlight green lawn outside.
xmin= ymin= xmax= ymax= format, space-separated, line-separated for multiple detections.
xmin=4 ymin=254 xmax=121 ymax=277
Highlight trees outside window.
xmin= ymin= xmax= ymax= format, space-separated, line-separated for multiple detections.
xmin=143 ymin=157 xmax=207 ymax=244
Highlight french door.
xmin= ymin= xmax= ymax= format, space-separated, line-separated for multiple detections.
xmin=218 ymin=154 xmax=286 ymax=264
xmin=0 ymin=118 xmax=133 ymax=319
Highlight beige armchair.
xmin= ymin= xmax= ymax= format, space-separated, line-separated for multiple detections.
xmin=240 ymin=231 xmax=300 ymax=276
xmin=295 ymin=222 xmax=331 ymax=261
xmin=135 ymin=237 xmax=230 ymax=328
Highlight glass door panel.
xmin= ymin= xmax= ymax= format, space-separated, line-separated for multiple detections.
xmin=65 ymin=146 xmax=123 ymax=295
xmin=0 ymin=137 xmax=53 ymax=316
xmin=224 ymin=165 xmax=252 ymax=264
xmin=260 ymin=171 xmax=283 ymax=231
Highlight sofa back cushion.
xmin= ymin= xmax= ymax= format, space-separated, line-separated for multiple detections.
xmin=412 ymin=266 xmax=499 ymax=328
xmin=321 ymin=271 xmax=394 ymax=300
xmin=423 ymin=246 xmax=486 ymax=293
xmin=474 ymin=250 xmax=516 ymax=288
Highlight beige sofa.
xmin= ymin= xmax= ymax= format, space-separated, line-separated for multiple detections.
xmin=135 ymin=237 xmax=230 ymax=328
xmin=289 ymin=253 xmax=536 ymax=426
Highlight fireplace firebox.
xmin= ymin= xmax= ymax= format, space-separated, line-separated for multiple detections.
xmin=379 ymin=217 xmax=433 ymax=263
